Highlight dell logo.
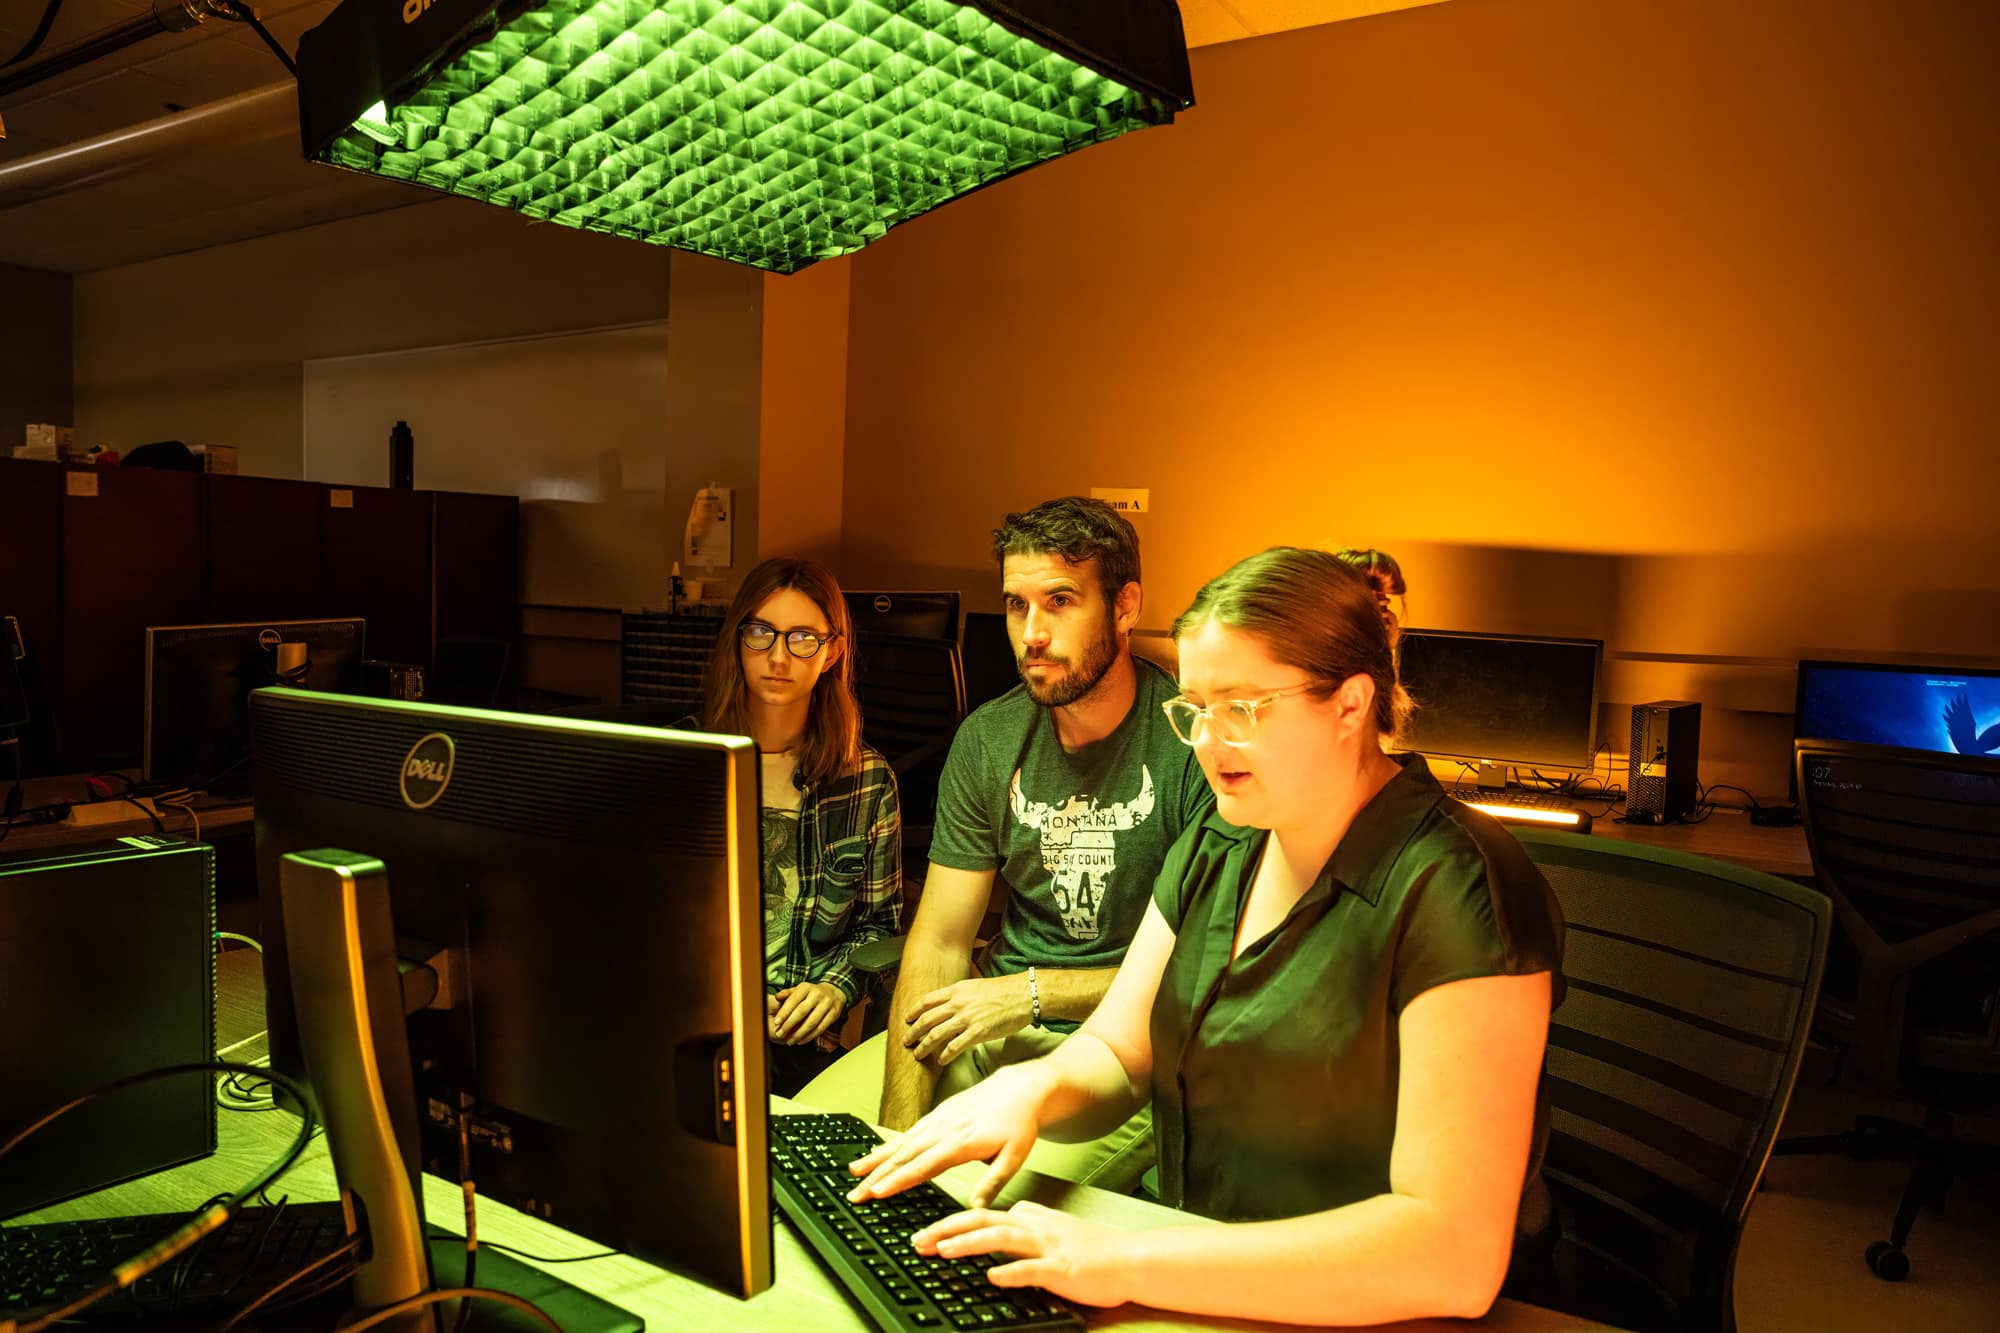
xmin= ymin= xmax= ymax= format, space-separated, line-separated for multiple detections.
xmin=873 ymin=595 xmax=892 ymax=614
xmin=257 ymin=628 xmax=282 ymax=651
xmin=400 ymin=732 xmax=455 ymax=809
xmin=402 ymin=0 xmax=433 ymax=24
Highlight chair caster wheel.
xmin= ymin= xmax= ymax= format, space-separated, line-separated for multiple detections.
xmin=1865 ymin=1241 xmax=1909 ymax=1281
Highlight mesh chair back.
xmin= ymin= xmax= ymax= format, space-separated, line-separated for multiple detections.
xmin=852 ymin=633 xmax=967 ymax=829
xmin=1794 ymin=740 xmax=2000 ymax=1081
xmin=1512 ymin=829 xmax=1830 ymax=1333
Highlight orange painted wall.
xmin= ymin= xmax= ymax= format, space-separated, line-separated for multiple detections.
xmin=837 ymin=0 xmax=2000 ymax=793
xmin=759 ymin=256 xmax=852 ymax=567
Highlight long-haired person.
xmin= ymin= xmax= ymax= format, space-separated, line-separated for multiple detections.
xmin=701 ymin=558 xmax=902 ymax=1096
xmin=847 ymin=547 xmax=1563 ymax=1325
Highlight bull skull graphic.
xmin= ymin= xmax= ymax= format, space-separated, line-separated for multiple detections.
xmin=1009 ymin=766 xmax=1156 ymax=939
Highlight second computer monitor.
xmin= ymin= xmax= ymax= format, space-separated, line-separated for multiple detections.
xmin=1396 ymin=629 xmax=1603 ymax=779
xmin=144 ymin=618 xmax=365 ymax=790
xmin=250 ymin=687 xmax=770 ymax=1299
xmin=843 ymin=589 xmax=960 ymax=641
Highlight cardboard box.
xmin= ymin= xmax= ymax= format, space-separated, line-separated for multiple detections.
xmin=190 ymin=444 xmax=238 ymax=474
xmin=23 ymin=424 xmax=79 ymax=459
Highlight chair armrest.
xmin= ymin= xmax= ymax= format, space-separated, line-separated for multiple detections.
xmin=848 ymin=934 xmax=907 ymax=974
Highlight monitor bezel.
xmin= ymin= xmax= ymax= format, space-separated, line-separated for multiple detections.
xmin=248 ymin=686 xmax=772 ymax=1299
xmin=142 ymin=617 xmax=367 ymax=783
xmin=1393 ymin=627 xmax=1606 ymax=775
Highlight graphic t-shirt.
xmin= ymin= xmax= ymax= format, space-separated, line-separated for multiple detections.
xmin=929 ymin=658 xmax=1214 ymax=997
xmin=761 ymin=750 xmax=804 ymax=991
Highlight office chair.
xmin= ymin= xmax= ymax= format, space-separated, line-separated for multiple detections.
xmin=1770 ymin=740 xmax=2000 ymax=1281
xmin=851 ymin=632 xmax=966 ymax=879
xmin=1511 ymin=828 xmax=1830 ymax=1333
xmin=839 ymin=635 xmax=969 ymax=996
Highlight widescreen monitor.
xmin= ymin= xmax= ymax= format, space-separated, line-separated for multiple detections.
xmin=144 ymin=618 xmax=365 ymax=790
xmin=1795 ymin=660 xmax=2000 ymax=760
xmin=250 ymin=687 xmax=769 ymax=1300
xmin=1395 ymin=629 xmax=1603 ymax=781
xmin=842 ymin=589 xmax=960 ymax=641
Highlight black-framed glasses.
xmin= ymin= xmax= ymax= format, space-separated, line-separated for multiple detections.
xmin=1160 ymin=682 xmax=1322 ymax=747
xmin=739 ymin=621 xmax=838 ymax=659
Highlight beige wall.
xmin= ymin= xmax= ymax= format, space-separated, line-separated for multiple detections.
xmin=837 ymin=0 xmax=2000 ymax=795
xmin=1 ymin=261 xmax=71 ymax=451
xmin=72 ymin=198 xmax=675 ymax=479
xmin=664 ymin=251 xmax=765 ymax=601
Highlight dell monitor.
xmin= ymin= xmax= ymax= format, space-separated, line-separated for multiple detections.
xmin=1395 ymin=629 xmax=1604 ymax=788
xmin=250 ymin=688 xmax=769 ymax=1302
xmin=145 ymin=618 xmax=365 ymax=791
xmin=843 ymin=589 xmax=961 ymax=642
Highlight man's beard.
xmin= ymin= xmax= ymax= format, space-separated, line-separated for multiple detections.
xmin=1018 ymin=611 xmax=1120 ymax=708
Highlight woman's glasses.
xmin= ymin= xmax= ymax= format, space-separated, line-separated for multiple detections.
xmin=739 ymin=621 xmax=838 ymax=659
xmin=1160 ymin=682 xmax=1321 ymax=746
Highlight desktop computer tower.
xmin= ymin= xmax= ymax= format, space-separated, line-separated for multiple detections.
xmin=1628 ymin=700 xmax=1702 ymax=823
xmin=0 ymin=837 xmax=217 ymax=1216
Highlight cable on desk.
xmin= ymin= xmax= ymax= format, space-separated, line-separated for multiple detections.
xmin=213 ymin=1234 xmax=366 ymax=1331
xmin=216 ymin=930 xmax=262 ymax=953
xmin=338 ymin=1286 xmax=563 ymax=1333
xmin=0 ymin=1060 xmax=315 ymax=1333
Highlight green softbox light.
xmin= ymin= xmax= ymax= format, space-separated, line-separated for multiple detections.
xmin=296 ymin=0 xmax=1194 ymax=273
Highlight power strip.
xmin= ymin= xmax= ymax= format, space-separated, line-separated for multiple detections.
xmin=62 ymin=797 xmax=161 ymax=828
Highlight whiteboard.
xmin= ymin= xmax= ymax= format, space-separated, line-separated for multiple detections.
xmin=303 ymin=322 xmax=671 ymax=610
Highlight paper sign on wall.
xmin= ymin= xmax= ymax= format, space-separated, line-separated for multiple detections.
xmin=1090 ymin=487 xmax=1148 ymax=513
xmin=684 ymin=486 xmax=734 ymax=568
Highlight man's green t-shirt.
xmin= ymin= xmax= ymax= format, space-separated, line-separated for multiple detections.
xmin=928 ymin=658 xmax=1214 ymax=1000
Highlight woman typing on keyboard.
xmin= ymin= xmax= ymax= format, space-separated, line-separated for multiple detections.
xmin=847 ymin=547 xmax=1564 ymax=1324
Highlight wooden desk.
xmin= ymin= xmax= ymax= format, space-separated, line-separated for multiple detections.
xmin=1 ymin=772 xmax=253 ymax=855
xmin=15 ymin=953 xmax=1623 ymax=1333
xmin=1592 ymin=808 xmax=1812 ymax=880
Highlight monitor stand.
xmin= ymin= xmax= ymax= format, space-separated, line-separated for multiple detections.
xmin=1474 ymin=761 xmax=1510 ymax=792
xmin=278 ymin=849 xmax=645 ymax=1333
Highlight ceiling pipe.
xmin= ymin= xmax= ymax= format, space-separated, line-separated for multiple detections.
xmin=0 ymin=81 xmax=296 ymax=209
xmin=0 ymin=0 xmax=233 ymax=101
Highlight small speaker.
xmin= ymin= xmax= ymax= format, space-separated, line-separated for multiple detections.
xmin=1628 ymin=700 xmax=1701 ymax=823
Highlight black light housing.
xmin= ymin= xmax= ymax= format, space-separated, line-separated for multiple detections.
xmin=296 ymin=0 xmax=1195 ymax=273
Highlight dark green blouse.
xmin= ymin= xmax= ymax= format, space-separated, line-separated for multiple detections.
xmin=1147 ymin=754 xmax=1565 ymax=1229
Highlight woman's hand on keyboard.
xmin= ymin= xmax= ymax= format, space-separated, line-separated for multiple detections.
xmin=915 ymin=1201 xmax=1133 ymax=1308
xmin=847 ymin=1062 xmax=1051 ymax=1207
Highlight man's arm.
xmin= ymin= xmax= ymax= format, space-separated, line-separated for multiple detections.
xmin=881 ymin=863 xmax=993 ymax=1129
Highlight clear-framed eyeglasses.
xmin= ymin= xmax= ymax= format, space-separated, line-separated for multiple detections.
xmin=739 ymin=621 xmax=838 ymax=659
xmin=1161 ymin=682 xmax=1322 ymax=747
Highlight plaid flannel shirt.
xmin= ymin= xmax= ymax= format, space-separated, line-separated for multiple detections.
xmin=769 ymin=743 xmax=902 ymax=1006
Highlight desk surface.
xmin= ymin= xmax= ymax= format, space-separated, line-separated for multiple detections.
xmin=1591 ymin=808 xmax=1811 ymax=880
xmin=1 ymin=772 xmax=252 ymax=854
xmin=16 ymin=952 xmax=1623 ymax=1333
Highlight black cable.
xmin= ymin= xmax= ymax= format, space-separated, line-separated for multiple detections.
xmin=476 ymin=1241 xmax=622 ymax=1264
xmin=121 ymin=793 xmax=168 ymax=833
xmin=213 ymin=1234 xmax=365 ymax=1332
xmin=1701 ymin=782 xmax=1763 ymax=811
xmin=340 ymin=1286 xmax=563 ymax=1333
xmin=218 ymin=0 xmax=299 ymax=78
xmin=2 ymin=0 xmax=67 ymax=68
xmin=0 ymin=1060 xmax=315 ymax=1332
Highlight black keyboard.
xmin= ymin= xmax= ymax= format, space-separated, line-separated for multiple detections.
xmin=1 ymin=1200 xmax=355 ymax=1322
xmin=771 ymin=1113 xmax=1085 ymax=1333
